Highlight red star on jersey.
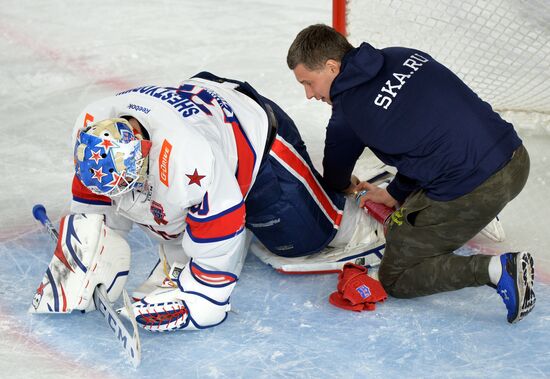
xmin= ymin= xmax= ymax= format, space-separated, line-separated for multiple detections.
xmin=186 ymin=169 xmax=206 ymax=186
xmin=92 ymin=167 xmax=108 ymax=182
xmin=90 ymin=149 xmax=102 ymax=164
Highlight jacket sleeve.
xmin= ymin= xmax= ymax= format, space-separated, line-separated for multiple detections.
xmin=322 ymin=107 xmax=365 ymax=191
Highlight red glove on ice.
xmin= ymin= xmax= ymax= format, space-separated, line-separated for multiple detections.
xmin=329 ymin=263 xmax=387 ymax=312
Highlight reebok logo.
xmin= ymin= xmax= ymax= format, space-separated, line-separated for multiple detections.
xmin=127 ymin=103 xmax=151 ymax=114
xmin=159 ymin=139 xmax=172 ymax=187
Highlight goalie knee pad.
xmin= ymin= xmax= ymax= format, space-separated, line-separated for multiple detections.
xmin=30 ymin=213 xmax=131 ymax=314
xmin=331 ymin=196 xmax=381 ymax=248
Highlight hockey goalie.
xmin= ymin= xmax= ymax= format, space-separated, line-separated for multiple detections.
xmin=29 ymin=72 xmax=506 ymax=332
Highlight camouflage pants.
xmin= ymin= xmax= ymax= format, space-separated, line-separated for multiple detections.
xmin=379 ymin=145 xmax=530 ymax=298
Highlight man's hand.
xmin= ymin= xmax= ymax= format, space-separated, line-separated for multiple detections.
xmin=356 ymin=181 xmax=398 ymax=208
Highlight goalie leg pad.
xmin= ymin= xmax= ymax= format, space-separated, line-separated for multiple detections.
xmin=30 ymin=213 xmax=131 ymax=313
xmin=331 ymin=196 xmax=384 ymax=252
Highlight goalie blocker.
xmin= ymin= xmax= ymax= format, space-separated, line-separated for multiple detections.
xmin=30 ymin=213 xmax=131 ymax=313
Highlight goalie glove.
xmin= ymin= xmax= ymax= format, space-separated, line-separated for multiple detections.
xmin=329 ymin=263 xmax=387 ymax=312
xmin=120 ymin=261 xmax=232 ymax=332
xmin=30 ymin=213 xmax=131 ymax=313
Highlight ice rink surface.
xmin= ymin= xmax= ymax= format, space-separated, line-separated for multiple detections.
xmin=1 ymin=1 xmax=549 ymax=378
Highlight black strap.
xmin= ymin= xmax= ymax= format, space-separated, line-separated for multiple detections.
xmin=262 ymin=104 xmax=279 ymax=158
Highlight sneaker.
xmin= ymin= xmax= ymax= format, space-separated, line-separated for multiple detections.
xmin=496 ymin=252 xmax=536 ymax=323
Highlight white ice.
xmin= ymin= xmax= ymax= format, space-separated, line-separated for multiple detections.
xmin=0 ymin=1 xmax=549 ymax=378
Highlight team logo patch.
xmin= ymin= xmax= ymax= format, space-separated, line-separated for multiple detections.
xmin=186 ymin=168 xmax=206 ymax=186
xmin=356 ymin=284 xmax=372 ymax=299
xmin=150 ymin=201 xmax=168 ymax=225
xmin=159 ymin=139 xmax=172 ymax=187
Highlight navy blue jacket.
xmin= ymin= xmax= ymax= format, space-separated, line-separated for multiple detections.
xmin=324 ymin=43 xmax=522 ymax=202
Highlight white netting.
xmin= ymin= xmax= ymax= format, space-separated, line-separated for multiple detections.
xmin=345 ymin=0 xmax=550 ymax=129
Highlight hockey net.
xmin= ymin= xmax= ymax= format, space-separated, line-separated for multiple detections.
xmin=332 ymin=0 xmax=550 ymax=130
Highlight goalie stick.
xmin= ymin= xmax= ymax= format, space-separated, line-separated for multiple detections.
xmin=32 ymin=204 xmax=142 ymax=368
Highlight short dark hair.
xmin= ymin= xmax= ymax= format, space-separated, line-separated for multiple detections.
xmin=287 ymin=24 xmax=354 ymax=70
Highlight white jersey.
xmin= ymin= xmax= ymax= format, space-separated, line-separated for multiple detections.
xmin=71 ymin=78 xmax=269 ymax=329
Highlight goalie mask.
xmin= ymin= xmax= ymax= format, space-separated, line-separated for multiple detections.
xmin=74 ymin=118 xmax=152 ymax=197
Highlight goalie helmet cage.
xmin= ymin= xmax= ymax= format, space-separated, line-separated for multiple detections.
xmin=332 ymin=0 xmax=550 ymax=129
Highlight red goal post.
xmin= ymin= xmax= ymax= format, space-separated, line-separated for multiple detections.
xmin=332 ymin=0 xmax=347 ymax=37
